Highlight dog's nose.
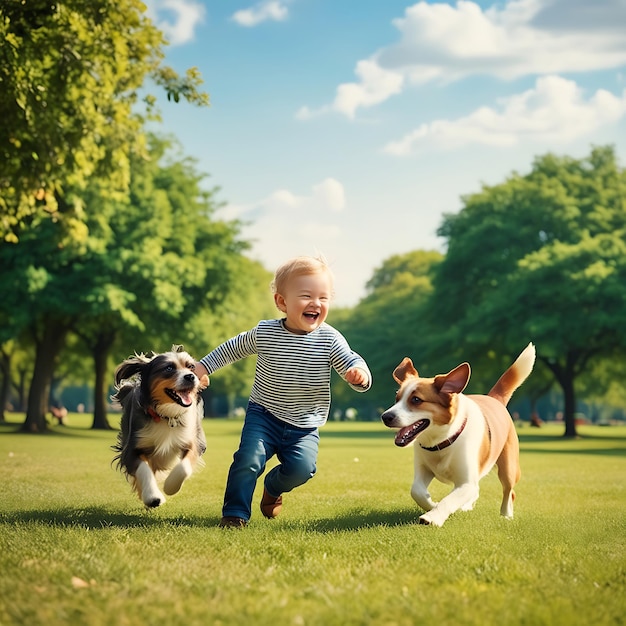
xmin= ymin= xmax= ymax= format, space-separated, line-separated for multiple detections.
xmin=381 ymin=411 xmax=395 ymax=427
xmin=184 ymin=373 xmax=196 ymax=383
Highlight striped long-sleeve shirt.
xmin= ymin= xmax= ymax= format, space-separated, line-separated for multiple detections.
xmin=200 ymin=319 xmax=372 ymax=428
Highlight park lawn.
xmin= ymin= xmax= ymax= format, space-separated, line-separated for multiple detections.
xmin=0 ymin=414 xmax=624 ymax=626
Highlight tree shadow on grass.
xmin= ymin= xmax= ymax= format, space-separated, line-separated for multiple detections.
xmin=0 ymin=424 xmax=114 ymax=439
xmin=0 ymin=506 xmax=222 ymax=530
xmin=518 ymin=431 xmax=626 ymax=444
xmin=518 ymin=429 xmax=626 ymax=456
xmin=522 ymin=446 xmax=626 ymax=456
xmin=321 ymin=429 xmax=392 ymax=440
xmin=518 ymin=431 xmax=626 ymax=457
xmin=0 ymin=505 xmax=420 ymax=533
xmin=287 ymin=508 xmax=421 ymax=533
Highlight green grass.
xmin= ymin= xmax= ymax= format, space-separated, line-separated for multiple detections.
xmin=1 ymin=414 xmax=625 ymax=626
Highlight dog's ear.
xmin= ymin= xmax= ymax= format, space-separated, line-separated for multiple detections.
xmin=435 ymin=362 xmax=470 ymax=395
xmin=171 ymin=344 xmax=184 ymax=353
xmin=392 ymin=357 xmax=419 ymax=384
xmin=114 ymin=355 xmax=150 ymax=386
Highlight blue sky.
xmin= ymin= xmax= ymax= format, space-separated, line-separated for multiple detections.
xmin=144 ymin=0 xmax=626 ymax=306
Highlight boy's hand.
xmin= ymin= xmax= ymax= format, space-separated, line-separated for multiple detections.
xmin=198 ymin=374 xmax=210 ymax=390
xmin=195 ymin=362 xmax=210 ymax=389
xmin=345 ymin=367 xmax=368 ymax=387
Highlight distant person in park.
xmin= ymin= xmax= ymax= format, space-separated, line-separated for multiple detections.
xmin=49 ymin=402 xmax=68 ymax=426
xmin=195 ymin=255 xmax=372 ymax=528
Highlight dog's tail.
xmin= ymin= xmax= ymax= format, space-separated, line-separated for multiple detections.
xmin=488 ymin=342 xmax=536 ymax=406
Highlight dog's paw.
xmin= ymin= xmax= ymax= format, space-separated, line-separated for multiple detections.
xmin=145 ymin=496 xmax=165 ymax=508
xmin=460 ymin=500 xmax=477 ymax=512
xmin=164 ymin=460 xmax=192 ymax=495
xmin=142 ymin=486 xmax=166 ymax=508
xmin=143 ymin=492 xmax=166 ymax=508
xmin=136 ymin=464 xmax=166 ymax=507
xmin=419 ymin=512 xmax=445 ymax=527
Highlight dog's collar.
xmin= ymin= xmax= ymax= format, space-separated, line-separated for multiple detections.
xmin=147 ymin=407 xmax=163 ymax=423
xmin=420 ymin=417 xmax=468 ymax=452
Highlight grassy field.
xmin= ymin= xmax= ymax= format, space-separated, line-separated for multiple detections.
xmin=1 ymin=414 xmax=624 ymax=626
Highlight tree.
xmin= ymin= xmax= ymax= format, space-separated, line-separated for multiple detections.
xmin=431 ymin=145 xmax=626 ymax=437
xmin=0 ymin=342 xmax=14 ymax=422
xmin=0 ymin=205 xmax=88 ymax=431
xmin=85 ymin=134 xmax=248 ymax=429
xmin=576 ymin=358 xmax=626 ymax=423
xmin=0 ymin=134 xmax=247 ymax=432
xmin=0 ymin=0 xmax=208 ymax=242
xmin=190 ymin=257 xmax=276 ymax=416
xmin=0 ymin=0 xmax=210 ymax=432
xmin=330 ymin=250 xmax=443 ymax=413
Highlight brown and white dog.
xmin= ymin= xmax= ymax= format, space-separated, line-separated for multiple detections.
xmin=112 ymin=346 xmax=209 ymax=508
xmin=381 ymin=343 xmax=535 ymax=526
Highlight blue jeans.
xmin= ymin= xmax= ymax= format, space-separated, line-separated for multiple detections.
xmin=222 ymin=402 xmax=320 ymax=521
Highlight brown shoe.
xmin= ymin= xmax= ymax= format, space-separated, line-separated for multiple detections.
xmin=260 ymin=488 xmax=283 ymax=518
xmin=219 ymin=516 xmax=247 ymax=528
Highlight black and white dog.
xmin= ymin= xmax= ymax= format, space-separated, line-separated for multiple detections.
xmin=112 ymin=346 xmax=208 ymax=508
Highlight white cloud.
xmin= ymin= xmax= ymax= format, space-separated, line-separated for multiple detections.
xmin=332 ymin=61 xmax=405 ymax=119
xmin=232 ymin=1 xmax=289 ymax=27
xmin=219 ymin=179 xmax=346 ymax=276
xmin=297 ymin=60 xmax=404 ymax=120
xmin=383 ymin=76 xmax=626 ymax=155
xmin=303 ymin=0 xmax=626 ymax=119
xmin=295 ymin=105 xmax=329 ymax=121
xmin=146 ymin=0 xmax=205 ymax=46
xmin=312 ymin=178 xmax=346 ymax=211
xmin=384 ymin=0 xmax=626 ymax=82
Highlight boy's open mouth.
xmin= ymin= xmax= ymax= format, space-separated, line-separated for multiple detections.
xmin=304 ymin=312 xmax=319 ymax=321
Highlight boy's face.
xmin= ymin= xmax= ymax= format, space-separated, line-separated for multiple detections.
xmin=274 ymin=271 xmax=332 ymax=334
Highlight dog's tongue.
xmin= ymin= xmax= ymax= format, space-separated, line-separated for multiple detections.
xmin=178 ymin=391 xmax=193 ymax=407
xmin=395 ymin=420 xmax=429 ymax=447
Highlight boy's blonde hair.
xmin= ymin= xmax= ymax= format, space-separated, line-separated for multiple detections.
xmin=270 ymin=255 xmax=335 ymax=296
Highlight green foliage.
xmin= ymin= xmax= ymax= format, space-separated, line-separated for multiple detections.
xmin=189 ymin=257 xmax=276 ymax=413
xmin=434 ymin=145 xmax=626 ymax=351
xmin=364 ymin=249 xmax=442 ymax=292
xmin=102 ymin=134 xmax=246 ymax=351
xmin=0 ymin=0 xmax=208 ymax=241
xmin=0 ymin=132 xmax=247 ymax=430
xmin=0 ymin=416 xmax=624 ymax=625
xmin=330 ymin=250 xmax=443 ymax=411
xmin=428 ymin=145 xmax=626 ymax=434
xmin=331 ymin=146 xmax=625 ymax=432
xmin=73 ymin=134 xmax=252 ymax=425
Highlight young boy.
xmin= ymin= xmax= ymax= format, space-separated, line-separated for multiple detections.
xmin=195 ymin=255 xmax=372 ymax=527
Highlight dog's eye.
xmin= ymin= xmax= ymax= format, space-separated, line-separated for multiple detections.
xmin=411 ymin=396 xmax=423 ymax=405
xmin=164 ymin=364 xmax=175 ymax=372
xmin=188 ymin=362 xmax=195 ymax=370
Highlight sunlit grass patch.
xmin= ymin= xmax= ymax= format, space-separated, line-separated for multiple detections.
xmin=1 ymin=416 xmax=624 ymax=625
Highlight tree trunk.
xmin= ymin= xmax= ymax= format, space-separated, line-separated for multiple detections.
xmin=540 ymin=353 xmax=579 ymax=438
xmin=561 ymin=373 xmax=578 ymax=438
xmin=91 ymin=332 xmax=114 ymax=430
xmin=22 ymin=321 xmax=70 ymax=433
xmin=0 ymin=349 xmax=10 ymax=422
xmin=16 ymin=367 xmax=28 ymax=412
